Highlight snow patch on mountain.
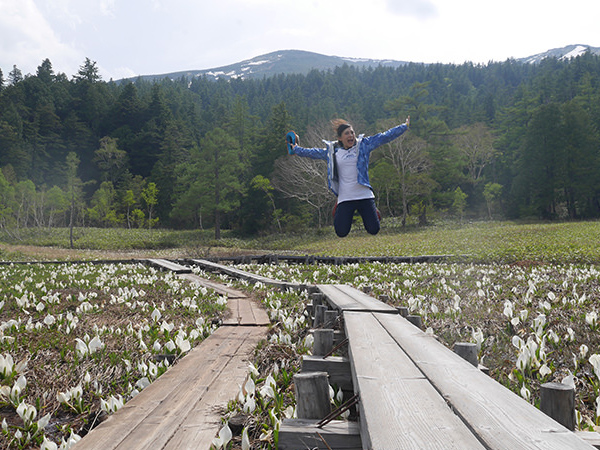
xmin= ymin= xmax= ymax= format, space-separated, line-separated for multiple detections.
xmin=520 ymin=44 xmax=600 ymax=64
xmin=561 ymin=45 xmax=589 ymax=60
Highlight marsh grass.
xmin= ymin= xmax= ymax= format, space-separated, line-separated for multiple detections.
xmin=2 ymin=220 xmax=600 ymax=264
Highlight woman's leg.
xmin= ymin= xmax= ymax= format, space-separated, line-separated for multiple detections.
xmin=357 ymin=198 xmax=380 ymax=235
xmin=333 ymin=201 xmax=356 ymax=237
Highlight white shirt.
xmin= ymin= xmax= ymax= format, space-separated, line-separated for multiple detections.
xmin=335 ymin=145 xmax=374 ymax=204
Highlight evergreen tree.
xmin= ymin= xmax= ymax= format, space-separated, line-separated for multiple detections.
xmin=197 ymin=128 xmax=243 ymax=239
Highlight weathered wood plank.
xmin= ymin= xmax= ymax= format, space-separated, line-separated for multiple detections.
xmin=146 ymin=258 xmax=192 ymax=274
xmin=344 ymin=311 xmax=486 ymax=450
xmin=576 ymin=431 xmax=600 ymax=449
xmin=318 ymin=284 xmax=363 ymax=311
xmin=301 ymin=356 xmax=352 ymax=391
xmin=318 ymin=284 xmax=398 ymax=313
xmin=178 ymin=273 xmax=247 ymax=298
xmin=164 ymin=327 xmax=267 ymax=449
xmin=75 ymin=326 xmax=267 ymax=450
xmin=189 ymin=259 xmax=291 ymax=289
xmin=374 ymin=312 xmax=596 ymax=450
xmin=279 ymin=419 xmax=362 ymax=450
xmin=221 ymin=297 xmax=270 ymax=326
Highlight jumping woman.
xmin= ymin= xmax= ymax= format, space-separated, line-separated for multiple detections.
xmin=287 ymin=117 xmax=410 ymax=237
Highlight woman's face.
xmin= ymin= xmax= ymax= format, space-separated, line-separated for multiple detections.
xmin=340 ymin=126 xmax=356 ymax=149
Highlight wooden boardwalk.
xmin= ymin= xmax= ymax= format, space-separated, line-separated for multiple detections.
xmin=285 ymin=283 xmax=598 ymax=450
xmin=70 ymin=257 xmax=600 ymax=449
xmin=74 ymin=260 xmax=269 ymax=450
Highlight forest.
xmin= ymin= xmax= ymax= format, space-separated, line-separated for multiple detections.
xmin=0 ymin=51 xmax=600 ymax=238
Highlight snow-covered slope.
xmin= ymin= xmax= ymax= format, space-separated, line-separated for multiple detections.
xmin=518 ymin=44 xmax=600 ymax=64
xmin=122 ymin=45 xmax=600 ymax=83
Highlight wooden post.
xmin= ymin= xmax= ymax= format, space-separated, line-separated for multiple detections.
xmin=407 ymin=314 xmax=422 ymax=328
xmin=324 ymin=310 xmax=338 ymax=328
xmin=313 ymin=304 xmax=327 ymax=328
xmin=453 ymin=342 xmax=478 ymax=367
xmin=540 ymin=382 xmax=575 ymax=431
xmin=397 ymin=306 xmax=409 ymax=317
xmin=294 ymin=372 xmax=331 ymax=419
xmin=313 ymin=329 xmax=334 ymax=356
xmin=311 ymin=293 xmax=324 ymax=306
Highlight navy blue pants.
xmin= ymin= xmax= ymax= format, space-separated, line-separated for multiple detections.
xmin=334 ymin=198 xmax=380 ymax=237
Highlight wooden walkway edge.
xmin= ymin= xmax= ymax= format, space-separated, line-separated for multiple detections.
xmin=74 ymin=261 xmax=270 ymax=450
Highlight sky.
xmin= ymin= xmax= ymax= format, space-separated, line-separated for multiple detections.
xmin=1 ymin=0 xmax=599 ymax=81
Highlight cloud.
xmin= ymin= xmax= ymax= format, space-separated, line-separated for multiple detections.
xmin=0 ymin=0 xmax=83 ymax=76
xmin=385 ymin=0 xmax=437 ymax=19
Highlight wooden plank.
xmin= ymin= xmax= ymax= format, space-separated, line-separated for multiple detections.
xmin=317 ymin=284 xmax=397 ymax=313
xmin=113 ymin=327 xmax=260 ymax=449
xmin=146 ymin=258 xmax=192 ymax=274
xmin=301 ymin=356 xmax=352 ymax=391
xmin=374 ymin=312 xmax=596 ymax=450
xmin=344 ymin=311 xmax=486 ymax=450
xmin=318 ymin=284 xmax=364 ymax=311
xmin=576 ymin=431 xmax=600 ymax=449
xmin=279 ymin=419 xmax=362 ymax=450
xmin=163 ymin=327 xmax=267 ymax=449
xmin=75 ymin=326 xmax=267 ymax=450
xmin=189 ymin=259 xmax=303 ymax=290
xmin=178 ymin=273 xmax=247 ymax=298
xmin=334 ymin=284 xmax=397 ymax=313
xmin=221 ymin=297 xmax=270 ymax=326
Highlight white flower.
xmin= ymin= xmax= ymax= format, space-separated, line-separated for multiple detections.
xmin=16 ymin=401 xmax=36 ymax=427
xmin=243 ymin=376 xmax=255 ymax=396
xmin=503 ymin=301 xmax=513 ymax=318
xmin=136 ymin=377 xmax=150 ymax=390
xmin=175 ymin=335 xmax=191 ymax=353
xmin=100 ymin=394 xmax=124 ymax=414
xmin=520 ymin=384 xmax=531 ymax=402
xmin=41 ymin=436 xmax=58 ymax=450
xmin=241 ymin=427 xmax=250 ymax=450
xmin=589 ymin=354 xmax=600 ymax=380
xmin=562 ymin=370 xmax=575 ymax=389
xmin=44 ymin=314 xmax=56 ymax=326
xmin=586 ymin=311 xmax=598 ymax=328
xmin=38 ymin=412 xmax=51 ymax=429
xmin=212 ymin=423 xmax=232 ymax=449
xmin=0 ymin=353 xmax=14 ymax=378
xmin=539 ymin=364 xmax=552 ymax=378
xmin=243 ymin=394 xmax=256 ymax=413
xmin=248 ymin=363 xmax=259 ymax=377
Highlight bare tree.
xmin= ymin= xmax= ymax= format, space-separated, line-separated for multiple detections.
xmin=272 ymin=120 xmax=336 ymax=227
xmin=272 ymin=155 xmax=332 ymax=227
xmin=453 ymin=123 xmax=496 ymax=183
xmin=381 ymin=134 xmax=432 ymax=226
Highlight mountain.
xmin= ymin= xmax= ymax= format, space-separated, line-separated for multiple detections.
xmin=123 ymin=45 xmax=600 ymax=83
xmin=517 ymin=44 xmax=600 ymax=64
xmin=124 ymin=49 xmax=409 ymax=82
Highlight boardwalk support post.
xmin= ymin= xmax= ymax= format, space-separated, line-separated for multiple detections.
xmin=407 ymin=314 xmax=422 ymax=328
xmin=324 ymin=310 xmax=338 ymax=328
xmin=294 ymin=372 xmax=331 ymax=419
xmin=313 ymin=329 xmax=334 ymax=356
xmin=397 ymin=306 xmax=409 ymax=317
xmin=313 ymin=304 xmax=327 ymax=328
xmin=540 ymin=382 xmax=575 ymax=431
xmin=453 ymin=342 xmax=478 ymax=367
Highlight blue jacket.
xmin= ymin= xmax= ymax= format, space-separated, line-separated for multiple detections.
xmin=291 ymin=123 xmax=408 ymax=196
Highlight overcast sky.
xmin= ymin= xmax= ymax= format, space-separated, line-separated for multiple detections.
xmin=1 ymin=0 xmax=599 ymax=81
